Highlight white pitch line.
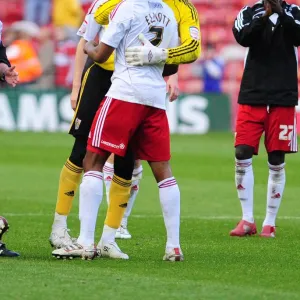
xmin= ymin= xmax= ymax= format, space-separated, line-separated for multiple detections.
xmin=2 ymin=213 xmax=300 ymax=220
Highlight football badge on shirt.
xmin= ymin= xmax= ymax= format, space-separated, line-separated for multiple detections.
xmin=75 ymin=118 xmax=81 ymax=130
xmin=189 ymin=26 xmax=200 ymax=41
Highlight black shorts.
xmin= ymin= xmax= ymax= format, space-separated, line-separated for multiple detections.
xmin=69 ymin=59 xmax=113 ymax=138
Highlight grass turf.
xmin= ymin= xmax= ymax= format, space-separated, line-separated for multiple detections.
xmin=1 ymin=132 xmax=300 ymax=300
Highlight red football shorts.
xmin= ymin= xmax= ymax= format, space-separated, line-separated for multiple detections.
xmin=235 ymin=104 xmax=297 ymax=154
xmin=87 ymin=97 xmax=170 ymax=161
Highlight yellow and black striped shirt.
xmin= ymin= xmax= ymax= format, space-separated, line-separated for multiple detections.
xmin=94 ymin=0 xmax=201 ymax=65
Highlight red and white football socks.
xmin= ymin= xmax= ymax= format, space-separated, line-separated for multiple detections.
xmin=235 ymin=158 xmax=254 ymax=223
xmin=78 ymin=171 xmax=103 ymax=246
xmin=158 ymin=177 xmax=180 ymax=250
xmin=103 ymin=162 xmax=114 ymax=203
xmin=263 ymin=163 xmax=286 ymax=227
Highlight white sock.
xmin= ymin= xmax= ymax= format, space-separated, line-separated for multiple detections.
xmin=103 ymin=162 xmax=114 ymax=204
xmin=235 ymin=158 xmax=254 ymax=223
xmin=158 ymin=177 xmax=180 ymax=250
xmin=263 ymin=163 xmax=286 ymax=227
xmin=121 ymin=165 xmax=143 ymax=228
xmin=101 ymin=224 xmax=117 ymax=244
xmin=77 ymin=171 xmax=103 ymax=246
xmin=52 ymin=213 xmax=67 ymax=230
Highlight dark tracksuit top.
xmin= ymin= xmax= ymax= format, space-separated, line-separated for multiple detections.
xmin=233 ymin=1 xmax=300 ymax=107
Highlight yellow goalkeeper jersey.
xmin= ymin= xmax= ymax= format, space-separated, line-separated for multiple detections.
xmin=96 ymin=26 xmax=114 ymax=71
xmin=94 ymin=0 xmax=201 ymax=65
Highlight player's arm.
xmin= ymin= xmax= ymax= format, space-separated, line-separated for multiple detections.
xmin=280 ymin=4 xmax=300 ymax=46
xmin=162 ymin=27 xmax=179 ymax=76
xmin=71 ymin=38 xmax=88 ymax=109
xmin=166 ymin=72 xmax=179 ymax=101
xmin=84 ymin=41 xmax=114 ymax=63
xmin=232 ymin=6 xmax=268 ymax=47
xmin=166 ymin=1 xmax=201 ymax=64
xmin=162 ymin=64 xmax=178 ymax=77
xmin=86 ymin=1 xmax=133 ymax=64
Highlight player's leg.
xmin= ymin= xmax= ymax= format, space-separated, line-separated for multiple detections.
xmin=103 ymin=154 xmax=115 ymax=204
xmin=52 ymin=150 xmax=109 ymax=260
xmin=0 ymin=216 xmax=19 ymax=257
xmin=52 ymin=98 xmax=115 ymax=259
xmin=137 ymin=107 xmax=182 ymax=261
xmin=231 ymin=105 xmax=266 ymax=237
xmin=104 ymin=156 xmax=143 ymax=239
xmin=97 ymin=150 xmax=134 ymax=259
xmin=54 ymin=98 xmax=139 ymax=259
xmin=117 ymin=159 xmax=143 ymax=238
xmin=77 ymin=150 xmax=109 ymax=257
xmin=148 ymin=160 xmax=183 ymax=261
xmin=261 ymin=106 xmax=297 ymax=237
xmin=50 ymin=63 xmax=113 ymax=248
xmin=261 ymin=151 xmax=285 ymax=237
xmin=96 ymin=100 xmax=146 ymax=259
xmin=232 ymin=144 xmax=256 ymax=233
xmin=50 ymin=137 xmax=85 ymax=248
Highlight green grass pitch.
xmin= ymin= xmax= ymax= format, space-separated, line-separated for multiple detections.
xmin=1 ymin=132 xmax=300 ymax=300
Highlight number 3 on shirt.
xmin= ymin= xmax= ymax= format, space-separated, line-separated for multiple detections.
xmin=149 ymin=26 xmax=164 ymax=46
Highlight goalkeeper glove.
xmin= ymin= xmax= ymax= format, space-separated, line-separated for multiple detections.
xmin=125 ymin=34 xmax=168 ymax=66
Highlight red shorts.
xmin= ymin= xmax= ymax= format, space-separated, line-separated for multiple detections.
xmin=87 ymin=97 xmax=170 ymax=161
xmin=235 ymin=105 xmax=297 ymax=154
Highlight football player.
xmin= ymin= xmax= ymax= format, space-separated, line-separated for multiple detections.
xmin=231 ymin=0 xmax=300 ymax=237
xmin=49 ymin=0 xmax=180 ymax=248
xmin=53 ymin=0 xmax=183 ymax=261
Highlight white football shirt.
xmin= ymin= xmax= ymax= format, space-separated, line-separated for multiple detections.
xmin=101 ymin=0 xmax=178 ymax=110
xmin=77 ymin=0 xmax=107 ymax=42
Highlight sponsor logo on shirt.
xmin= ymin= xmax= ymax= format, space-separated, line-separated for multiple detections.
xmin=189 ymin=26 xmax=200 ymax=41
xmin=101 ymin=140 xmax=125 ymax=150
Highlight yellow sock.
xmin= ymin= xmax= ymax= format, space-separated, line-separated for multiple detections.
xmin=55 ymin=159 xmax=83 ymax=215
xmin=105 ymin=175 xmax=131 ymax=229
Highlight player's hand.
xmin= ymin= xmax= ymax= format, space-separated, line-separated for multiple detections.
xmin=4 ymin=66 xmax=19 ymax=87
xmin=84 ymin=41 xmax=98 ymax=54
xmin=264 ymin=1 xmax=273 ymax=16
xmin=265 ymin=0 xmax=283 ymax=15
xmin=125 ymin=34 xmax=168 ymax=66
xmin=167 ymin=73 xmax=179 ymax=102
xmin=70 ymin=85 xmax=80 ymax=111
